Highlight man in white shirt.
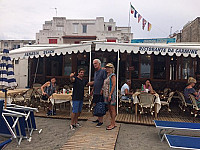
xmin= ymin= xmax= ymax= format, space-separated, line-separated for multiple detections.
xmin=121 ymin=79 xmax=133 ymax=100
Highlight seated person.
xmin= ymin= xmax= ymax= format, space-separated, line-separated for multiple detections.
xmin=121 ymin=79 xmax=133 ymax=101
xmin=184 ymin=77 xmax=200 ymax=106
xmin=144 ymin=79 xmax=154 ymax=94
xmin=41 ymin=77 xmax=57 ymax=115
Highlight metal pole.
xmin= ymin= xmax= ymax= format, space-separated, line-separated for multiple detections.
xmin=116 ymin=50 xmax=120 ymax=114
xmin=33 ymin=58 xmax=39 ymax=84
xmin=89 ymin=50 xmax=92 ymax=94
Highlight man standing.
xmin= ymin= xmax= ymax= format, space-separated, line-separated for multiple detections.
xmin=70 ymin=68 xmax=88 ymax=130
xmin=90 ymin=59 xmax=107 ymax=127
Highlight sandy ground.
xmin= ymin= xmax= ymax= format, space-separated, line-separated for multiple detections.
xmin=1 ymin=117 xmax=200 ymax=150
xmin=0 ymin=117 xmax=83 ymax=150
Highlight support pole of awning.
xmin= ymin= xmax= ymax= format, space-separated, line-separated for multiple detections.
xmin=89 ymin=50 xmax=92 ymax=94
xmin=116 ymin=50 xmax=120 ymax=114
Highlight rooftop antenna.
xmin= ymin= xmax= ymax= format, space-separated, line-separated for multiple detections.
xmin=51 ymin=8 xmax=57 ymax=16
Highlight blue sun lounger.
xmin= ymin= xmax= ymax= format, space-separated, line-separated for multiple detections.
xmin=0 ymin=100 xmax=27 ymax=145
xmin=154 ymin=120 xmax=200 ymax=141
xmin=0 ymin=138 xmax=12 ymax=150
xmin=165 ymin=134 xmax=200 ymax=150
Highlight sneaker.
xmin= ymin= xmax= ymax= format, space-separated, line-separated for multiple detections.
xmin=70 ymin=125 xmax=75 ymax=130
xmin=92 ymin=119 xmax=99 ymax=123
xmin=96 ymin=122 xmax=103 ymax=128
xmin=75 ymin=123 xmax=82 ymax=127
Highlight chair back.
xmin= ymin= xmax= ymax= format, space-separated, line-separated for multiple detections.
xmin=188 ymin=94 xmax=199 ymax=110
xmin=178 ymin=92 xmax=188 ymax=106
xmin=138 ymin=93 xmax=154 ymax=107
xmin=164 ymin=88 xmax=171 ymax=97
xmin=167 ymin=92 xmax=175 ymax=103
xmin=0 ymin=100 xmax=3 ymax=116
xmin=32 ymin=83 xmax=42 ymax=88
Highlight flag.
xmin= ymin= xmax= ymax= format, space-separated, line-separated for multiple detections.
xmin=130 ymin=4 xmax=135 ymax=14
xmin=142 ymin=18 xmax=147 ymax=30
xmin=148 ymin=22 xmax=152 ymax=31
xmin=134 ymin=10 xmax=138 ymax=18
xmin=138 ymin=14 xmax=142 ymax=23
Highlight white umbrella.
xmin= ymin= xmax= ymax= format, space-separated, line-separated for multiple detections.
xmin=0 ymin=49 xmax=17 ymax=108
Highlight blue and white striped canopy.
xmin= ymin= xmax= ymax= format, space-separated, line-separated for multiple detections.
xmin=0 ymin=49 xmax=17 ymax=89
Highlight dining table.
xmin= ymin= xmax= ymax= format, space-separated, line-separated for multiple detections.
xmin=49 ymin=92 xmax=72 ymax=115
xmin=0 ymin=88 xmax=29 ymax=104
xmin=132 ymin=92 xmax=161 ymax=119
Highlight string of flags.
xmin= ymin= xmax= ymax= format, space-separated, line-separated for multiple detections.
xmin=131 ymin=3 xmax=152 ymax=31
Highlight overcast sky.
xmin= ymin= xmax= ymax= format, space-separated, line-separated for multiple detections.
xmin=0 ymin=0 xmax=199 ymax=40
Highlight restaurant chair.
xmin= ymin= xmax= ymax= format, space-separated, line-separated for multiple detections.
xmin=83 ymin=89 xmax=92 ymax=112
xmin=178 ymin=92 xmax=193 ymax=112
xmin=138 ymin=93 xmax=155 ymax=115
xmin=160 ymin=92 xmax=174 ymax=112
xmin=188 ymin=94 xmax=200 ymax=118
xmin=163 ymin=88 xmax=171 ymax=98
xmin=119 ymin=90 xmax=133 ymax=113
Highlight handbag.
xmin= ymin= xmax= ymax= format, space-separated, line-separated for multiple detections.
xmin=93 ymin=102 xmax=106 ymax=117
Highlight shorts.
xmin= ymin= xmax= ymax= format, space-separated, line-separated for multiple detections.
xmin=72 ymin=100 xmax=83 ymax=113
xmin=92 ymin=94 xmax=104 ymax=104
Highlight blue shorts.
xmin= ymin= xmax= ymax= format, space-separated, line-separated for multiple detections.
xmin=72 ymin=100 xmax=83 ymax=113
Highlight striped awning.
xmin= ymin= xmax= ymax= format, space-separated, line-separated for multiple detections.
xmin=9 ymin=43 xmax=91 ymax=60
xmin=95 ymin=42 xmax=200 ymax=58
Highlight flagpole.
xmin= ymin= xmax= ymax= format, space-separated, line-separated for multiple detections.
xmin=128 ymin=2 xmax=131 ymax=43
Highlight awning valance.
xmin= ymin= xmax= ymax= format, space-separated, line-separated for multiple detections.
xmin=9 ymin=43 xmax=91 ymax=59
xmin=95 ymin=43 xmax=200 ymax=58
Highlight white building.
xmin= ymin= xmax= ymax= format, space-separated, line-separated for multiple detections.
xmin=36 ymin=17 xmax=133 ymax=44
xmin=0 ymin=40 xmax=35 ymax=52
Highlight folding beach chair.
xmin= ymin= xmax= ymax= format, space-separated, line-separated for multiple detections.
xmin=154 ymin=120 xmax=200 ymax=142
xmin=0 ymin=138 xmax=12 ymax=150
xmin=0 ymin=100 xmax=27 ymax=145
xmin=6 ymin=105 xmax=39 ymax=136
xmin=165 ymin=134 xmax=200 ymax=149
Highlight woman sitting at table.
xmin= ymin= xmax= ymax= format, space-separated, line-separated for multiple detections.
xmin=41 ymin=77 xmax=57 ymax=116
xmin=144 ymin=79 xmax=154 ymax=94
xmin=184 ymin=77 xmax=200 ymax=107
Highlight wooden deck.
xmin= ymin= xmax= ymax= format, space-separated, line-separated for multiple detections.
xmin=60 ymin=114 xmax=120 ymax=150
xmin=116 ymin=111 xmax=200 ymax=126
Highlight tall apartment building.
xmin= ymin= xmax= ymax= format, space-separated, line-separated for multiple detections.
xmin=36 ymin=17 xmax=133 ymax=44
xmin=0 ymin=40 xmax=35 ymax=52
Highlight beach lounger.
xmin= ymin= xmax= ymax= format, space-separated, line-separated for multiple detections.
xmin=0 ymin=138 xmax=12 ymax=150
xmin=6 ymin=105 xmax=38 ymax=136
xmin=165 ymin=134 xmax=200 ymax=149
xmin=0 ymin=100 xmax=27 ymax=145
xmin=154 ymin=120 xmax=200 ymax=141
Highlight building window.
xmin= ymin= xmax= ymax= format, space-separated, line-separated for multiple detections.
xmin=82 ymin=24 xmax=87 ymax=33
xmin=131 ymin=54 xmax=139 ymax=79
xmin=49 ymin=39 xmax=57 ymax=44
xmin=56 ymin=26 xmax=64 ymax=31
xmin=77 ymin=53 xmax=89 ymax=76
xmin=153 ymin=55 xmax=166 ymax=79
xmin=140 ymin=54 xmax=151 ymax=78
xmin=74 ymin=41 xmax=80 ymax=44
xmin=46 ymin=55 xmax=63 ymax=76
xmin=107 ymin=39 xmax=116 ymax=42
xmin=182 ymin=57 xmax=194 ymax=79
xmin=4 ymin=42 xmax=8 ymax=47
xmin=64 ymin=55 xmax=72 ymax=76
xmin=108 ymin=26 xmax=112 ymax=31
xmin=73 ymin=24 xmax=78 ymax=33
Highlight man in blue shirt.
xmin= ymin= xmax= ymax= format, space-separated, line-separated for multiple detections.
xmin=89 ymin=59 xmax=107 ymax=127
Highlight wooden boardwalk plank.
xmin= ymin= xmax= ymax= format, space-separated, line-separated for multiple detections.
xmin=61 ymin=114 xmax=120 ymax=150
